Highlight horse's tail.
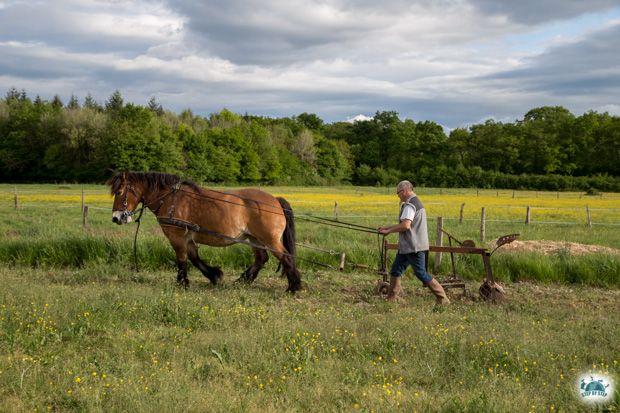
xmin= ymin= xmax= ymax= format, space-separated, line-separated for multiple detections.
xmin=277 ymin=197 xmax=302 ymax=292
xmin=277 ymin=197 xmax=296 ymax=258
xmin=277 ymin=197 xmax=296 ymax=265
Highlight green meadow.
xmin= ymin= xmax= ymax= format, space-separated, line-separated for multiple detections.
xmin=0 ymin=185 xmax=618 ymax=411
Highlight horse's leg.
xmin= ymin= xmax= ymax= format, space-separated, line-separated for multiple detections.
xmin=187 ymin=243 xmax=222 ymax=285
xmin=239 ymin=247 xmax=269 ymax=283
xmin=169 ymin=235 xmax=190 ymax=289
xmin=268 ymin=242 xmax=301 ymax=293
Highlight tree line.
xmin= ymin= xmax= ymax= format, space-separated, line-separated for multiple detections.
xmin=1 ymin=88 xmax=618 ymax=190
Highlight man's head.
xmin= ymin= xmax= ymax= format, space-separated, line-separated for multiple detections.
xmin=396 ymin=180 xmax=414 ymax=202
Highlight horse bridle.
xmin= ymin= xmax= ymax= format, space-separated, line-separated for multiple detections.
xmin=117 ymin=181 xmax=180 ymax=221
xmin=116 ymin=181 xmax=180 ymax=272
xmin=116 ymin=183 xmax=144 ymax=221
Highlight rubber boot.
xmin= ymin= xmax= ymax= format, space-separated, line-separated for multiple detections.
xmin=386 ymin=276 xmax=402 ymax=302
xmin=426 ymin=278 xmax=450 ymax=305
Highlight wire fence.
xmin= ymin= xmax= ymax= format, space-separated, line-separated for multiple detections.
xmin=2 ymin=186 xmax=620 ymax=229
xmin=4 ymin=199 xmax=620 ymax=228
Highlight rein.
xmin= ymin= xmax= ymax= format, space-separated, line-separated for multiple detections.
xmin=132 ymin=206 xmax=144 ymax=272
xmin=120 ymin=180 xmax=382 ymax=272
xmin=174 ymin=187 xmax=379 ymax=234
xmin=123 ymin=184 xmax=181 ymax=272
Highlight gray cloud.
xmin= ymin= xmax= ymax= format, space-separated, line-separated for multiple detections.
xmin=485 ymin=23 xmax=620 ymax=97
xmin=0 ymin=0 xmax=619 ymax=127
xmin=470 ymin=0 xmax=619 ymax=25
xmin=165 ymin=0 xmax=380 ymax=65
xmin=0 ymin=1 xmax=181 ymax=56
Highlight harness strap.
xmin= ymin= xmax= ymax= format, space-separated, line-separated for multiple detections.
xmin=157 ymin=217 xmax=336 ymax=270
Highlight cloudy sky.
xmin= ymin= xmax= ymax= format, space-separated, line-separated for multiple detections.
xmin=1 ymin=0 xmax=619 ymax=128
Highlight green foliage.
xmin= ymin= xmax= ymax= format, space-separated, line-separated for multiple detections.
xmin=314 ymin=136 xmax=351 ymax=183
xmin=295 ymin=112 xmax=324 ymax=131
xmin=0 ymin=90 xmax=618 ymax=187
xmin=102 ymin=104 xmax=183 ymax=174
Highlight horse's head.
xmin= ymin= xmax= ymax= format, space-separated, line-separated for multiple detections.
xmin=107 ymin=171 xmax=145 ymax=225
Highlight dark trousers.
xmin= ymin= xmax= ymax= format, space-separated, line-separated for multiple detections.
xmin=389 ymin=250 xmax=433 ymax=284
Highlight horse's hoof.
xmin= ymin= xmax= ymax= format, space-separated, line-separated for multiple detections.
xmin=210 ymin=267 xmax=224 ymax=280
xmin=235 ymin=276 xmax=253 ymax=284
xmin=286 ymin=283 xmax=302 ymax=294
xmin=205 ymin=267 xmax=223 ymax=285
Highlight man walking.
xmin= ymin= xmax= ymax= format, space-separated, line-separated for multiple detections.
xmin=378 ymin=180 xmax=450 ymax=305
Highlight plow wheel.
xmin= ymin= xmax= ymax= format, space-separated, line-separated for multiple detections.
xmin=375 ymin=280 xmax=390 ymax=296
xmin=479 ymin=280 xmax=506 ymax=303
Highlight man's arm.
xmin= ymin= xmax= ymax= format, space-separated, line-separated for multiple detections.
xmin=378 ymin=219 xmax=411 ymax=234
xmin=378 ymin=203 xmax=414 ymax=234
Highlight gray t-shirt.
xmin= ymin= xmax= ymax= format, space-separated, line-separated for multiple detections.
xmin=398 ymin=195 xmax=430 ymax=253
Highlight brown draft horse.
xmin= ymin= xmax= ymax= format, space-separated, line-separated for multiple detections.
xmin=107 ymin=171 xmax=301 ymax=292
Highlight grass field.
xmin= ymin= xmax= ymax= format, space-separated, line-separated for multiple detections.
xmin=1 ymin=184 xmax=619 ymax=286
xmin=0 ymin=185 xmax=619 ymax=411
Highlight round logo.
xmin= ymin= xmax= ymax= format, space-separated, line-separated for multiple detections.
xmin=577 ymin=374 xmax=615 ymax=405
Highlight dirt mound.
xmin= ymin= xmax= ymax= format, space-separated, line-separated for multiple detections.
xmin=492 ymin=239 xmax=619 ymax=256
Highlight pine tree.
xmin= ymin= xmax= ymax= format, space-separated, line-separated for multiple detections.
xmin=5 ymin=87 xmax=20 ymax=101
xmin=83 ymin=93 xmax=101 ymax=111
xmin=51 ymin=94 xmax=63 ymax=109
xmin=67 ymin=94 xmax=80 ymax=109
xmin=105 ymin=90 xmax=124 ymax=112
xmin=147 ymin=96 xmax=164 ymax=116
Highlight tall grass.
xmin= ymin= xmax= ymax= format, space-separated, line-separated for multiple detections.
xmin=0 ymin=233 xmax=618 ymax=287
xmin=0 ymin=236 xmax=254 ymax=271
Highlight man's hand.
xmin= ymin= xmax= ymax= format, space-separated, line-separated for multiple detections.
xmin=378 ymin=226 xmax=391 ymax=235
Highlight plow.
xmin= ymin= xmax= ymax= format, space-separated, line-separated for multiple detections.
xmin=375 ymin=231 xmax=519 ymax=302
xmin=117 ymin=172 xmax=518 ymax=302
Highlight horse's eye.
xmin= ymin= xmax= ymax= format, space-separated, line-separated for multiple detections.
xmin=115 ymin=191 xmax=122 ymax=196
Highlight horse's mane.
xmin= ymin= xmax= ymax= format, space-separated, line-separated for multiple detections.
xmin=107 ymin=171 xmax=202 ymax=194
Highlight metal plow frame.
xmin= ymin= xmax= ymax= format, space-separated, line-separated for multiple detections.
xmin=378 ymin=233 xmax=519 ymax=302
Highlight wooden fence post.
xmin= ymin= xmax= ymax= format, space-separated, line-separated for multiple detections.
xmin=525 ymin=206 xmax=531 ymax=225
xmin=339 ymin=253 xmax=346 ymax=271
xmin=83 ymin=205 xmax=89 ymax=229
xmin=480 ymin=207 xmax=486 ymax=243
xmin=476 ymin=189 xmax=479 ymax=197
xmin=512 ymin=191 xmax=515 ymax=199
xmin=81 ymin=187 xmax=85 ymax=212
xmin=434 ymin=217 xmax=443 ymax=273
xmin=13 ymin=186 xmax=18 ymax=210
xmin=334 ymin=202 xmax=338 ymax=220
xmin=459 ymin=203 xmax=465 ymax=224
xmin=586 ymin=205 xmax=592 ymax=228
